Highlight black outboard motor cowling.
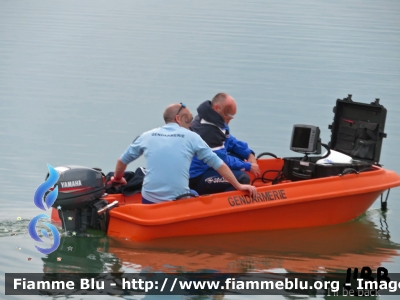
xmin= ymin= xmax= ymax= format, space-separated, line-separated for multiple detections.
xmin=50 ymin=166 xmax=109 ymax=233
xmin=52 ymin=165 xmax=105 ymax=210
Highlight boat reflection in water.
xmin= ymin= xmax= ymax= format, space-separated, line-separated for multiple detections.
xmin=107 ymin=210 xmax=399 ymax=273
xmin=41 ymin=211 xmax=399 ymax=299
xmin=44 ymin=210 xmax=398 ymax=273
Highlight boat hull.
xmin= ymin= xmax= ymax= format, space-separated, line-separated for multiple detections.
xmin=106 ymin=159 xmax=400 ymax=241
xmin=50 ymin=158 xmax=400 ymax=241
xmin=108 ymin=190 xmax=381 ymax=241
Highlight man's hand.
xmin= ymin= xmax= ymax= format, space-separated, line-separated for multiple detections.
xmin=249 ymin=162 xmax=261 ymax=177
xmin=238 ymin=184 xmax=257 ymax=198
xmin=215 ymin=163 xmax=257 ymax=198
xmin=109 ymin=159 xmax=128 ymax=186
xmin=109 ymin=176 xmax=127 ymax=186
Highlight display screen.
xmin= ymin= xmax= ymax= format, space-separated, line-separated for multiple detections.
xmin=291 ymin=127 xmax=311 ymax=148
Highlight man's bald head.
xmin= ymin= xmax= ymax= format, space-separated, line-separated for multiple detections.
xmin=163 ymin=103 xmax=182 ymax=123
xmin=211 ymin=92 xmax=237 ymax=125
xmin=163 ymin=103 xmax=193 ymax=129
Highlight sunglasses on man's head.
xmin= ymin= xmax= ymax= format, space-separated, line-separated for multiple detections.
xmin=176 ymin=102 xmax=186 ymax=116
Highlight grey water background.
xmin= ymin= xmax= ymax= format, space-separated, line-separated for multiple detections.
xmin=1 ymin=0 xmax=400 ymax=299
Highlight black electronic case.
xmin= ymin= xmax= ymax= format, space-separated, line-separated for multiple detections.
xmin=283 ymin=95 xmax=387 ymax=181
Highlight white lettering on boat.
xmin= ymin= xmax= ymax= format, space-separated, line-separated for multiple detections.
xmin=227 ymin=190 xmax=287 ymax=206
xmin=205 ymin=176 xmax=229 ymax=184
xmin=60 ymin=180 xmax=82 ymax=188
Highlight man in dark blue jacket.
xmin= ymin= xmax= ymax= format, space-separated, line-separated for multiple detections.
xmin=189 ymin=93 xmax=260 ymax=194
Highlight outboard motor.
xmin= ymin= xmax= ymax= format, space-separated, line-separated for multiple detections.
xmin=50 ymin=166 xmax=110 ymax=233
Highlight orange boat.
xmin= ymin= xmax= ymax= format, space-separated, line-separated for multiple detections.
xmin=51 ymin=157 xmax=400 ymax=241
xmin=50 ymin=97 xmax=400 ymax=241
xmin=105 ymin=158 xmax=400 ymax=240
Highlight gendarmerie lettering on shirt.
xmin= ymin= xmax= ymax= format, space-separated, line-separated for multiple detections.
xmin=151 ymin=133 xmax=185 ymax=138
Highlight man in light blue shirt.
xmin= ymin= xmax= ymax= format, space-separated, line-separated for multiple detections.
xmin=109 ymin=103 xmax=257 ymax=203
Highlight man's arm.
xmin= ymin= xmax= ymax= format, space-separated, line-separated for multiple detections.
xmin=109 ymin=135 xmax=144 ymax=185
xmin=112 ymin=159 xmax=128 ymax=182
xmin=215 ymin=163 xmax=257 ymax=198
xmin=225 ymin=134 xmax=253 ymax=160
xmin=225 ymin=135 xmax=260 ymax=176
xmin=109 ymin=159 xmax=128 ymax=185
xmin=246 ymin=153 xmax=260 ymax=177
xmin=214 ymin=148 xmax=253 ymax=171
xmin=192 ymin=132 xmax=257 ymax=197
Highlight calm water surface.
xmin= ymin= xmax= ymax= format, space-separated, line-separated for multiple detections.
xmin=1 ymin=0 xmax=400 ymax=299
